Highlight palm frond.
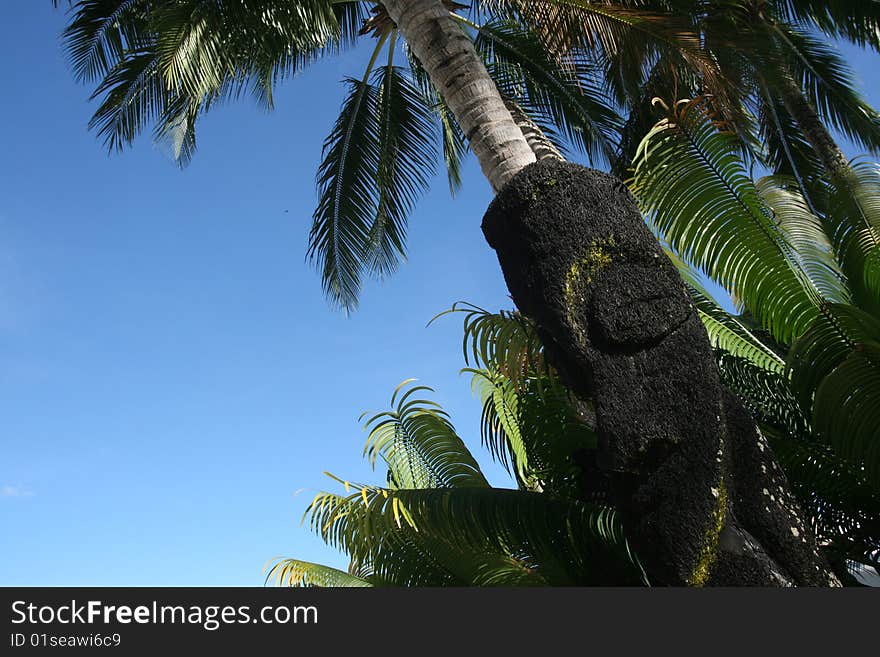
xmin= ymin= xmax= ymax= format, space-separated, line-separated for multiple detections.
xmin=765 ymin=428 xmax=880 ymax=566
xmin=308 ymin=75 xmax=381 ymax=312
xmin=670 ymin=254 xmax=788 ymax=374
xmin=768 ymin=24 xmax=880 ymax=156
xmin=264 ymin=558 xmax=373 ymax=587
xmin=362 ymin=380 xmax=489 ymax=490
xmin=773 ymin=0 xmax=880 ymax=52
xmin=307 ymin=485 xmax=646 ymax=585
xmin=826 ymin=159 xmax=880 ymax=314
xmin=469 ymin=368 xmax=597 ymax=496
xmin=787 ymin=304 xmax=880 ymax=486
xmin=369 ymin=60 xmax=438 ymax=278
xmin=629 ymin=97 xmax=824 ymax=344
xmin=432 ymin=302 xmax=550 ymax=389
xmin=63 ymin=0 xmax=351 ymax=161
xmin=406 ymin=50 xmax=468 ymax=196
xmin=757 ymin=176 xmax=851 ymax=304
xmin=471 ymin=18 xmax=621 ymax=163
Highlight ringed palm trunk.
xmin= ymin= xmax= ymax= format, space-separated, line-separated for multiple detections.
xmin=777 ymin=74 xmax=852 ymax=181
xmin=383 ymin=0 xmax=838 ymax=586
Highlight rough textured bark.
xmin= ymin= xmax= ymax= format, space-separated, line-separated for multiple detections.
xmin=501 ymin=95 xmax=565 ymax=162
xmin=778 ymin=74 xmax=851 ymax=180
xmin=382 ymin=0 xmax=839 ymax=586
xmin=381 ymin=0 xmax=536 ymax=191
xmin=481 ymin=160 xmax=839 ymax=586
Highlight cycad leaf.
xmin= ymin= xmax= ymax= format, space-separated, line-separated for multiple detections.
xmin=264 ymin=558 xmax=373 ymax=587
xmin=308 ymin=485 xmax=645 ymax=586
xmin=433 ymin=302 xmax=550 ymax=389
xmin=787 ymin=304 xmax=880 ymax=486
xmin=362 ymin=381 xmax=489 ymax=489
xmin=758 ymin=176 xmax=851 ymax=304
xmin=629 ymin=98 xmax=824 ymax=344
xmin=827 ymin=160 xmax=880 ymax=314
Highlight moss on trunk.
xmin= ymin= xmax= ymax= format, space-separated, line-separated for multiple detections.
xmin=482 ymin=160 xmax=838 ymax=586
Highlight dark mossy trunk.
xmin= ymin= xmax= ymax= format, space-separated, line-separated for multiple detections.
xmin=482 ymin=160 xmax=838 ymax=586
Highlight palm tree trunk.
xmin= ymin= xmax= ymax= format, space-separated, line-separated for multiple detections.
xmin=501 ymin=95 xmax=565 ymax=162
xmin=777 ymin=74 xmax=851 ymax=180
xmin=383 ymin=0 xmax=838 ymax=586
xmin=381 ymin=0 xmax=536 ymax=191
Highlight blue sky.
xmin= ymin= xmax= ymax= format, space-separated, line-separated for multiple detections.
xmin=1 ymin=3 xmax=878 ymax=586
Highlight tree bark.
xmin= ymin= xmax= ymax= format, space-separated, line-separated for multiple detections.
xmin=383 ymin=0 xmax=839 ymax=585
xmin=777 ymin=74 xmax=851 ymax=181
xmin=481 ymin=160 xmax=840 ymax=586
xmin=381 ymin=0 xmax=536 ymax=191
xmin=501 ymin=95 xmax=565 ymax=162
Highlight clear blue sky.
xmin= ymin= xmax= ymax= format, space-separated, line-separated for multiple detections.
xmin=2 ymin=3 xmax=878 ymax=586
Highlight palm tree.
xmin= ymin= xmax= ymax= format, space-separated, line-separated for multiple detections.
xmin=267 ymin=375 xmax=646 ymax=586
xmin=53 ymin=0 xmax=841 ymax=585
xmin=629 ymin=96 xmax=880 ymax=574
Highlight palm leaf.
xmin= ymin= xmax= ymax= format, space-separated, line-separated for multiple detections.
xmin=787 ymin=304 xmax=880 ymax=486
xmin=757 ymin=176 xmax=851 ymax=304
xmin=307 ymin=485 xmax=646 ymax=585
xmin=308 ymin=75 xmax=382 ymax=311
xmin=432 ymin=302 xmax=550 ymax=389
xmin=767 ymin=24 xmax=880 ymax=156
xmin=369 ymin=61 xmax=438 ymax=277
xmin=773 ymin=0 xmax=880 ymax=53
xmin=826 ymin=160 xmax=880 ymax=314
xmin=362 ymin=380 xmax=489 ymax=490
xmin=471 ymin=18 xmax=621 ymax=163
xmin=264 ymin=558 xmax=373 ymax=587
xmin=629 ymin=97 xmax=824 ymax=344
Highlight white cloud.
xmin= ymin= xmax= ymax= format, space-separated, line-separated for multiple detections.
xmin=1 ymin=485 xmax=33 ymax=498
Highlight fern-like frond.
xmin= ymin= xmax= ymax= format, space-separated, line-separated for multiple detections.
xmin=362 ymin=380 xmax=489 ymax=490
xmin=469 ymin=368 xmax=597 ymax=497
xmin=757 ymin=176 xmax=851 ymax=304
xmin=264 ymin=558 xmax=373 ymax=587
xmin=827 ymin=159 xmax=880 ymax=314
xmin=432 ymin=302 xmax=550 ymax=388
xmin=787 ymin=304 xmax=880 ymax=486
xmin=307 ymin=485 xmax=645 ymax=585
xmin=629 ymin=97 xmax=824 ymax=344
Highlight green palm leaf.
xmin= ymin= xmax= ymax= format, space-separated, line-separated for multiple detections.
xmin=471 ymin=18 xmax=621 ymax=163
xmin=264 ymin=558 xmax=373 ymax=587
xmin=469 ymin=368 xmax=596 ymax=496
xmin=787 ymin=304 xmax=880 ymax=486
xmin=307 ymin=485 xmax=645 ymax=586
xmin=826 ymin=160 xmax=880 ymax=313
xmin=767 ymin=24 xmax=880 ymax=156
xmin=629 ymin=98 xmax=824 ymax=344
xmin=433 ymin=302 xmax=550 ymax=388
xmin=61 ymin=0 xmax=352 ymax=161
xmin=369 ymin=61 xmax=438 ymax=277
xmin=757 ymin=176 xmax=851 ymax=304
xmin=308 ymin=47 xmax=439 ymax=311
xmin=362 ymin=380 xmax=489 ymax=490
xmin=773 ymin=0 xmax=880 ymax=52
